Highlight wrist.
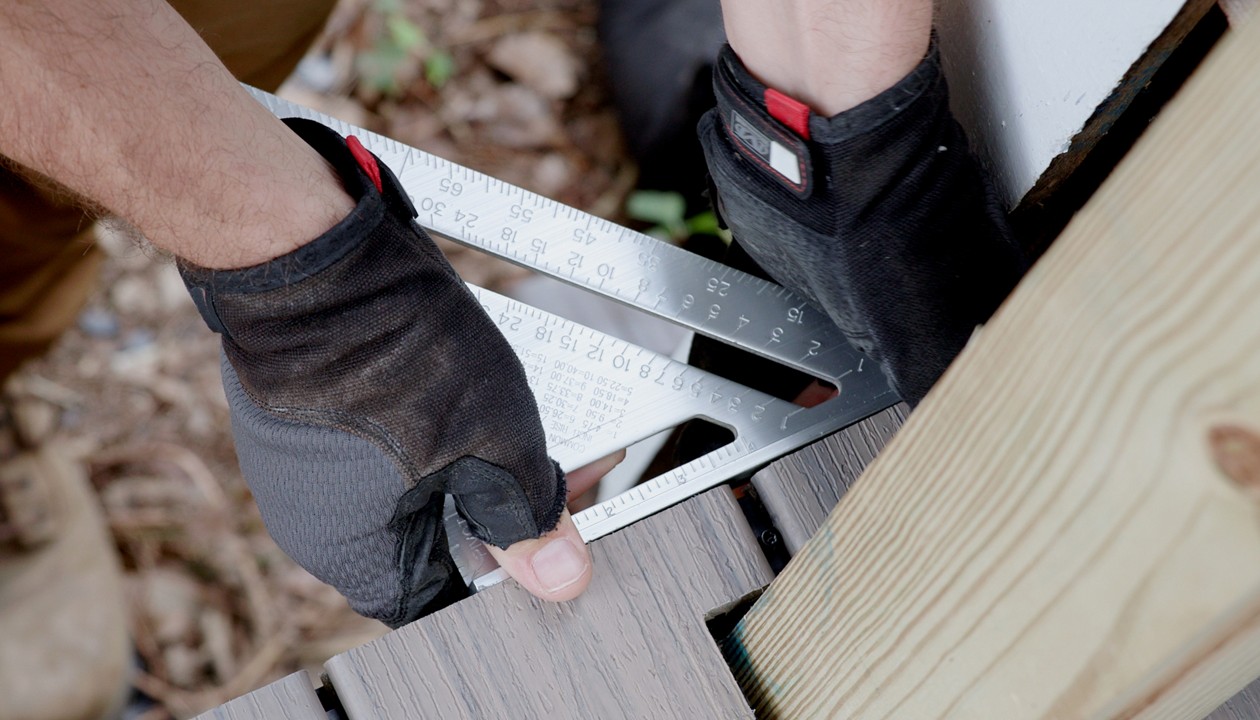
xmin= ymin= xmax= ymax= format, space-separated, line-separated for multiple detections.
xmin=721 ymin=0 xmax=931 ymax=115
xmin=173 ymin=119 xmax=357 ymax=270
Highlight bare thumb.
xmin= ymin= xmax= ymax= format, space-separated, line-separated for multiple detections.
xmin=486 ymin=510 xmax=593 ymax=601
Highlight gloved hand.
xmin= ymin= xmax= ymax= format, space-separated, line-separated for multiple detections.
xmin=698 ymin=43 xmax=1026 ymax=404
xmin=179 ymin=118 xmax=569 ymax=627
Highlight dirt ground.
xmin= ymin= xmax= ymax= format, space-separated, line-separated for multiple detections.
xmin=10 ymin=0 xmax=635 ymax=715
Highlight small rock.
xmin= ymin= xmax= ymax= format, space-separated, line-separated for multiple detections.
xmin=200 ymin=609 xmax=237 ymax=682
xmin=75 ymin=353 xmax=107 ymax=379
xmin=110 ymin=275 xmax=157 ymax=317
xmin=487 ymin=32 xmax=580 ymax=100
xmin=292 ymin=53 xmax=339 ymax=94
xmin=163 ymin=644 xmax=208 ymax=689
xmin=78 ymin=307 xmax=119 ymax=339
xmin=530 ymin=153 xmax=572 ymax=197
xmin=141 ymin=568 xmax=202 ymax=645
xmin=121 ymin=327 xmax=154 ymax=350
xmin=154 ymin=264 xmax=193 ymax=313
xmin=185 ymin=406 xmax=216 ymax=439
xmin=59 ymin=408 xmax=82 ymax=431
xmin=10 ymin=397 xmax=59 ymax=445
xmin=110 ymin=343 xmax=160 ymax=382
xmin=121 ymin=328 xmax=156 ymax=352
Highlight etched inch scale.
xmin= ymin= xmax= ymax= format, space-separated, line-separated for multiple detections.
xmin=252 ymin=89 xmax=900 ymax=589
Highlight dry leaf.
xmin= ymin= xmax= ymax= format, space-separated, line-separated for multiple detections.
xmin=487 ymin=31 xmax=581 ymax=99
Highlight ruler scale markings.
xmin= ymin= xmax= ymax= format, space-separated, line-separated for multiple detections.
xmin=250 ymin=88 xmax=899 ymax=588
xmin=451 ymin=282 xmax=894 ymax=586
xmin=252 ymin=88 xmax=872 ymax=383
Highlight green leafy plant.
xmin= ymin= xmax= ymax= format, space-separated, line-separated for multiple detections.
xmin=423 ymin=49 xmax=455 ymax=88
xmin=357 ymin=0 xmax=455 ymax=96
xmin=625 ymin=190 xmax=729 ymax=244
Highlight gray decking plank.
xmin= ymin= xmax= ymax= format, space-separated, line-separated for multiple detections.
xmin=325 ymin=487 xmax=772 ymax=719
xmin=752 ymin=405 xmax=907 ymax=554
xmin=194 ymin=671 xmax=324 ymax=720
xmin=1208 ymin=677 xmax=1260 ymax=718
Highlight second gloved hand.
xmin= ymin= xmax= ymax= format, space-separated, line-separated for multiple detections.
xmin=698 ymin=44 xmax=1026 ymax=404
xmin=180 ymin=118 xmax=567 ymax=627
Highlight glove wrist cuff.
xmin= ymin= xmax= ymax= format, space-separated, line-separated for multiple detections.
xmin=712 ymin=41 xmax=942 ymax=199
xmin=178 ymin=119 xmax=416 ymax=332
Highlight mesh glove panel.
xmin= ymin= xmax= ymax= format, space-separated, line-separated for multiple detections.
xmin=180 ymin=118 xmax=565 ymax=626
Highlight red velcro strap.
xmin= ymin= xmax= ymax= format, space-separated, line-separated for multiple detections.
xmin=764 ymin=89 xmax=811 ymax=140
xmin=346 ymin=135 xmax=383 ymax=192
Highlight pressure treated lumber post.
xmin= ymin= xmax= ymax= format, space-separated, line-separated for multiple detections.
xmin=1219 ymin=0 xmax=1257 ymax=24
xmin=728 ymin=17 xmax=1260 ymax=720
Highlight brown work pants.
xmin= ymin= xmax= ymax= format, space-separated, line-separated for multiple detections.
xmin=0 ymin=0 xmax=337 ymax=383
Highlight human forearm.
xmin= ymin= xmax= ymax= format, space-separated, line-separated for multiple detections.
xmin=0 ymin=0 xmax=352 ymax=268
xmin=719 ymin=0 xmax=932 ymax=114
xmin=1 ymin=0 xmax=598 ymax=618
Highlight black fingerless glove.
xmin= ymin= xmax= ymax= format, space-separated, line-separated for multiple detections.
xmin=698 ymin=43 xmax=1026 ymax=404
xmin=180 ymin=119 xmax=565 ymax=626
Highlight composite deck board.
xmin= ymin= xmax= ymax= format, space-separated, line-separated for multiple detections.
xmin=192 ymin=671 xmax=324 ymax=720
xmin=753 ymin=405 xmax=907 ymax=555
xmin=324 ymin=487 xmax=772 ymax=719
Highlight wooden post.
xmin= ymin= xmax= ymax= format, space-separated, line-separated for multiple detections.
xmin=1219 ymin=0 xmax=1257 ymax=24
xmin=728 ymin=15 xmax=1260 ymax=720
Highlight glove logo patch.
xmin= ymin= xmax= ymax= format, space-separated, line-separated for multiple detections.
xmin=726 ymin=107 xmax=808 ymax=195
xmin=712 ymin=45 xmax=813 ymax=199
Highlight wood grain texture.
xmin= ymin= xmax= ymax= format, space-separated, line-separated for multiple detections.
xmin=325 ymin=487 xmax=772 ymax=719
xmin=192 ymin=672 xmax=324 ymax=720
xmin=937 ymin=0 xmax=1215 ymax=210
xmin=728 ymin=17 xmax=1260 ymax=720
xmin=1209 ymin=676 xmax=1260 ymax=719
xmin=1219 ymin=0 xmax=1257 ymax=23
xmin=753 ymin=405 xmax=907 ymax=555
